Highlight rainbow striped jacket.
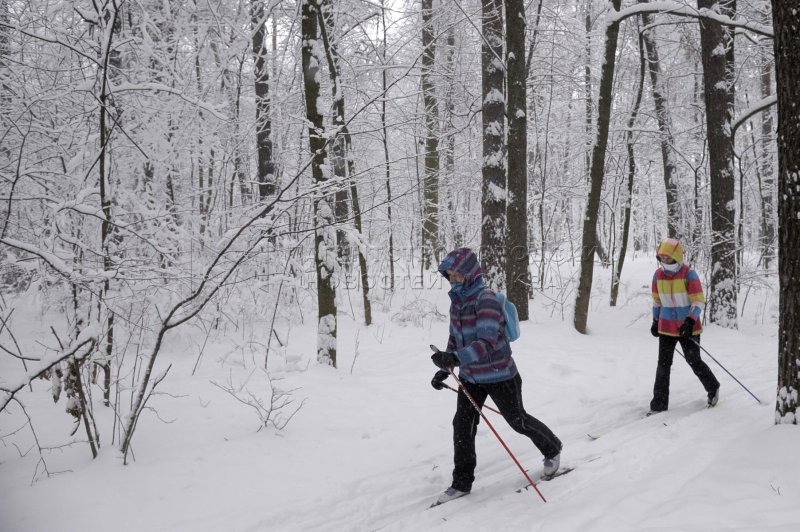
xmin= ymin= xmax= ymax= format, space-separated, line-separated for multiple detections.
xmin=651 ymin=264 xmax=704 ymax=337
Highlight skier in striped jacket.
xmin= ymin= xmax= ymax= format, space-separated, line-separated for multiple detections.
xmin=649 ymin=239 xmax=720 ymax=413
xmin=429 ymin=247 xmax=562 ymax=505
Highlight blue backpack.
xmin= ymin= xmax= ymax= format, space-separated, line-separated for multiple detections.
xmin=496 ymin=292 xmax=520 ymax=342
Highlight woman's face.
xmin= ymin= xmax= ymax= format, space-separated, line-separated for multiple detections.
xmin=657 ymin=254 xmax=676 ymax=265
xmin=447 ymin=270 xmax=465 ymax=283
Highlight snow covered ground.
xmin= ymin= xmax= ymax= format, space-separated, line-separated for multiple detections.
xmin=1 ymin=257 xmax=797 ymax=532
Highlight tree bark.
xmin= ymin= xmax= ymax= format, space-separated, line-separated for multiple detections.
xmin=698 ymin=0 xmax=737 ymax=328
xmin=380 ymin=1 xmax=395 ymax=290
xmin=640 ymin=5 xmax=680 ymax=238
xmin=481 ymin=0 xmax=506 ymax=289
xmin=421 ymin=0 xmax=440 ymax=269
xmin=318 ymin=2 xmax=371 ymax=326
xmin=505 ymin=0 xmax=529 ymax=319
xmin=251 ymin=0 xmax=276 ymax=200
xmin=758 ymin=7 xmax=776 ymax=270
xmin=772 ymin=0 xmax=800 ymax=424
xmin=611 ymin=29 xmax=646 ymax=307
xmin=583 ymin=0 xmax=594 ymax=181
xmin=301 ymin=0 xmax=337 ymax=367
xmin=574 ymin=0 xmax=622 ymax=334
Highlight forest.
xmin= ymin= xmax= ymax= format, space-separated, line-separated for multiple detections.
xmin=0 ymin=0 xmax=798 ymax=477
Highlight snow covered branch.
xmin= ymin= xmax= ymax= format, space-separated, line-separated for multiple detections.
xmin=0 ymin=334 xmax=97 ymax=413
xmin=731 ymin=95 xmax=778 ymax=138
xmin=607 ymin=2 xmax=772 ymax=38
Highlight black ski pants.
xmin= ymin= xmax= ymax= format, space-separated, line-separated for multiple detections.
xmin=650 ymin=335 xmax=720 ymax=412
xmin=451 ymin=373 xmax=562 ymax=493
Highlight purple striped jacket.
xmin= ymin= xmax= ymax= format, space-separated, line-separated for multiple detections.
xmin=438 ymin=248 xmax=517 ymax=384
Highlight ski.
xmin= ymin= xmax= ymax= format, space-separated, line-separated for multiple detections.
xmin=428 ymin=490 xmax=469 ymax=509
xmin=587 ymin=399 xmax=715 ymax=440
xmin=515 ymin=467 xmax=574 ymax=493
xmin=586 ymin=411 xmax=650 ymax=440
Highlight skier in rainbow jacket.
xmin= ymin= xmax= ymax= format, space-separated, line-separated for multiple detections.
xmin=429 ymin=247 xmax=562 ymax=506
xmin=649 ymin=238 xmax=720 ymax=414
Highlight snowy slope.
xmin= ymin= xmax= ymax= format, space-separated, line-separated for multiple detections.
xmin=1 ymin=257 xmax=797 ymax=532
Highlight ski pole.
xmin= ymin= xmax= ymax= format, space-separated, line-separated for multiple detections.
xmin=430 ymin=345 xmax=546 ymax=503
xmin=441 ymin=383 xmax=503 ymax=415
xmin=689 ymin=338 xmax=763 ymax=404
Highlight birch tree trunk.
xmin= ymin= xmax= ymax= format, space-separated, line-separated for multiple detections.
xmin=505 ymin=0 xmax=529 ymax=319
xmin=481 ymin=0 xmax=506 ymax=289
xmin=421 ymin=0 xmax=440 ymax=269
xmin=574 ymin=0 xmax=622 ymax=334
xmin=698 ymin=0 xmax=737 ymax=328
xmin=302 ymin=0 xmax=337 ymax=367
xmin=772 ymin=0 xmax=800 ymax=424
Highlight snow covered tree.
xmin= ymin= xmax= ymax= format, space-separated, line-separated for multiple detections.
xmin=756 ymin=5 xmax=776 ymax=271
xmin=611 ymin=27 xmax=646 ymax=308
xmin=421 ymin=0 xmax=440 ymax=270
xmin=505 ymin=0 xmax=529 ymax=320
xmin=698 ymin=0 xmax=738 ymax=329
xmin=772 ymin=0 xmax=800 ymax=424
xmin=301 ymin=0 xmax=337 ymax=367
xmin=318 ymin=0 xmax=371 ymax=326
xmin=640 ymin=4 xmax=680 ymax=239
xmin=574 ymin=0 xmax=623 ymax=334
xmin=481 ymin=0 xmax=506 ymax=289
xmin=251 ymin=0 xmax=276 ymax=200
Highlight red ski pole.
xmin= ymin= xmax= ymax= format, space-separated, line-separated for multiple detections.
xmin=441 ymin=383 xmax=503 ymax=416
xmin=430 ymin=343 xmax=546 ymax=503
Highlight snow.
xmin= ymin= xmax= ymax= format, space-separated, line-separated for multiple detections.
xmin=606 ymin=2 xmax=772 ymax=38
xmin=483 ymin=88 xmax=504 ymax=105
xmin=1 ymin=258 xmax=798 ymax=531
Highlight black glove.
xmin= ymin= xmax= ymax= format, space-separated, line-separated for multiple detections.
xmin=650 ymin=319 xmax=659 ymax=337
xmin=679 ymin=317 xmax=695 ymax=338
xmin=431 ymin=350 xmax=459 ymax=369
xmin=431 ymin=370 xmax=449 ymax=390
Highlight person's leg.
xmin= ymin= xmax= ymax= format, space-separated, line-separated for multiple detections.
xmin=678 ymin=336 xmax=720 ymax=393
xmin=451 ymin=380 xmax=488 ymax=492
xmin=487 ymin=374 xmax=562 ymax=459
xmin=650 ymin=335 xmax=677 ymax=411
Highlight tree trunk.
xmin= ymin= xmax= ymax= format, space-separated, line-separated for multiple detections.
xmin=505 ymin=0 xmax=529 ymax=320
xmin=611 ymin=29 xmax=646 ymax=307
xmin=251 ymin=0 xmax=275 ymax=200
xmin=481 ymin=0 xmax=506 ymax=289
xmin=758 ymin=10 xmax=776 ymax=270
xmin=380 ymin=1 xmax=395 ymax=290
xmin=421 ymin=0 xmax=440 ymax=269
xmin=640 ymin=5 xmax=680 ymax=238
xmin=319 ymin=4 xmax=351 ymax=271
xmin=444 ymin=23 xmax=461 ymax=248
xmin=301 ymin=0 xmax=337 ymax=367
xmin=698 ymin=0 xmax=737 ymax=328
xmin=772 ymin=0 xmax=800 ymax=424
xmin=98 ymin=2 xmax=125 ymax=409
xmin=573 ymin=0 xmax=622 ymax=334
xmin=318 ymin=2 xmax=371 ymax=326
xmin=583 ymin=0 xmax=593 ymax=182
